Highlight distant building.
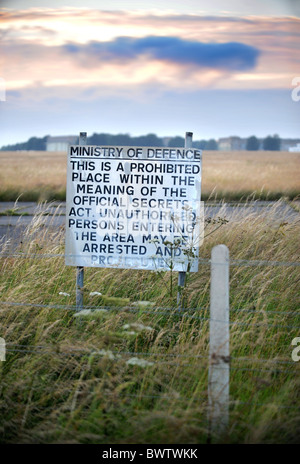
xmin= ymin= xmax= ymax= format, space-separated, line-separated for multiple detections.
xmin=46 ymin=135 xmax=78 ymax=152
xmin=218 ymin=136 xmax=246 ymax=151
xmin=217 ymin=136 xmax=300 ymax=151
xmin=289 ymin=143 xmax=300 ymax=152
xmin=281 ymin=139 xmax=300 ymax=151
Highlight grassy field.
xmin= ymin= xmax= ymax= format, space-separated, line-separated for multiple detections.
xmin=0 ymin=150 xmax=299 ymax=201
xmin=0 ymin=201 xmax=299 ymax=443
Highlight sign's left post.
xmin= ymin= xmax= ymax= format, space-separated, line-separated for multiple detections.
xmin=75 ymin=132 xmax=86 ymax=311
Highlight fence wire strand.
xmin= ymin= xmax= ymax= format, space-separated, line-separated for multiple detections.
xmin=1 ymin=300 xmax=299 ymax=329
xmin=5 ymin=343 xmax=297 ymax=364
xmin=4 ymin=344 xmax=298 ymax=374
xmin=1 ymin=299 xmax=298 ymax=318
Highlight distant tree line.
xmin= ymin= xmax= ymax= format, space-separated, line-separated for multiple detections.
xmin=166 ymin=136 xmax=218 ymax=150
xmin=87 ymin=133 xmax=163 ymax=147
xmin=0 ymin=133 xmax=220 ymax=151
xmin=87 ymin=133 xmax=220 ymax=149
xmin=1 ymin=135 xmax=49 ymax=151
xmin=246 ymin=134 xmax=281 ymax=151
xmin=0 ymin=132 xmax=282 ymax=151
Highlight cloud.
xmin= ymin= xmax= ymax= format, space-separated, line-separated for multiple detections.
xmin=63 ymin=36 xmax=260 ymax=71
xmin=1 ymin=9 xmax=297 ymax=93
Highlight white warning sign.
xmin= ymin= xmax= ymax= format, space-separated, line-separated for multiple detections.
xmin=65 ymin=145 xmax=203 ymax=271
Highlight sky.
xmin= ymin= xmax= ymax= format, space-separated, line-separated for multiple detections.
xmin=0 ymin=0 xmax=299 ymax=146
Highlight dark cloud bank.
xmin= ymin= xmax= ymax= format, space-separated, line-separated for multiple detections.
xmin=64 ymin=36 xmax=260 ymax=71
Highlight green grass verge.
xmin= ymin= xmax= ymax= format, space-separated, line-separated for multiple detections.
xmin=0 ymin=188 xmax=66 ymax=203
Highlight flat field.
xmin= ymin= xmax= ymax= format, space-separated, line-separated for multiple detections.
xmin=202 ymin=150 xmax=300 ymax=200
xmin=0 ymin=150 xmax=299 ymax=201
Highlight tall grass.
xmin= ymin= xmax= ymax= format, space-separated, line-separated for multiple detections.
xmin=0 ymin=200 xmax=299 ymax=443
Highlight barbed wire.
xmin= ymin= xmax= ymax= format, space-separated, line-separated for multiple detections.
xmin=1 ymin=299 xmax=298 ymax=317
xmin=230 ymin=308 xmax=300 ymax=316
xmin=98 ymin=392 xmax=300 ymax=410
xmin=1 ymin=375 xmax=297 ymax=410
xmin=0 ymin=300 xmax=209 ymax=312
xmin=4 ymin=347 xmax=209 ymax=369
xmin=4 ymin=344 xmax=297 ymax=373
xmin=1 ymin=300 xmax=299 ymax=329
xmin=0 ymin=299 xmax=299 ymax=316
xmin=6 ymin=343 xmax=297 ymax=364
xmin=229 ymin=259 xmax=300 ymax=267
xmin=1 ymin=234 xmax=298 ymax=421
xmin=5 ymin=349 xmax=295 ymax=374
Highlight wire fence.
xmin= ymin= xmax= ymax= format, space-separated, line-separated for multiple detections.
xmin=0 ymin=250 xmax=299 ymax=424
xmin=4 ymin=343 xmax=297 ymax=371
xmin=2 ymin=307 xmax=299 ymax=376
xmin=2 ymin=344 xmax=299 ymax=411
xmin=1 ymin=299 xmax=299 ymax=316
xmin=1 ymin=300 xmax=299 ymax=330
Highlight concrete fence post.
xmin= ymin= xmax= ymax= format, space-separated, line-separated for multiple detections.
xmin=76 ymin=132 xmax=87 ymax=311
xmin=0 ymin=337 xmax=6 ymax=361
xmin=208 ymin=244 xmax=230 ymax=438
